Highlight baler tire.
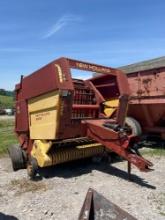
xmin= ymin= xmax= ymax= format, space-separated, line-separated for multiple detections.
xmin=8 ymin=145 xmax=25 ymax=171
xmin=125 ymin=117 xmax=142 ymax=136
xmin=27 ymin=156 xmax=38 ymax=179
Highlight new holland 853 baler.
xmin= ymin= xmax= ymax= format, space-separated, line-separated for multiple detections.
xmin=9 ymin=57 xmax=153 ymax=178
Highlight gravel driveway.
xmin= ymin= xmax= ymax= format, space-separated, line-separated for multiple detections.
xmin=0 ymin=155 xmax=164 ymax=220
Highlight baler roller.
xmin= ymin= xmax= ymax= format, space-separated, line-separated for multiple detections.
xmin=49 ymin=143 xmax=104 ymax=165
xmin=31 ymin=139 xmax=104 ymax=168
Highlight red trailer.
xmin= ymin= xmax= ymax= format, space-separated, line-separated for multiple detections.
xmin=120 ymin=57 xmax=165 ymax=139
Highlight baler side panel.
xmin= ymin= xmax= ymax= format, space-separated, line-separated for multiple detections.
xmin=15 ymin=57 xmax=75 ymax=140
xmin=21 ymin=59 xmax=74 ymax=100
xmin=28 ymin=90 xmax=61 ymax=140
xmin=21 ymin=64 xmax=58 ymax=100
xmin=15 ymin=99 xmax=29 ymax=132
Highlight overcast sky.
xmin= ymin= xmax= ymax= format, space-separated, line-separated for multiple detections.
xmin=0 ymin=0 xmax=165 ymax=90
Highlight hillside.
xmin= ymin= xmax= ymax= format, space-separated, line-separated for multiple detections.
xmin=0 ymin=95 xmax=14 ymax=109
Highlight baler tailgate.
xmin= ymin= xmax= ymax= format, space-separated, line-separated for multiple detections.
xmin=84 ymin=119 xmax=153 ymax=172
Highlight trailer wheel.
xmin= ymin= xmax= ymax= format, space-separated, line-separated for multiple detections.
xmin=8 ymin=145 xmax=25 ymax=171
xmin=125 ymin=117 xmax=142 ymax=136
xmin=27 ymin=156 xmax=38 ymax=179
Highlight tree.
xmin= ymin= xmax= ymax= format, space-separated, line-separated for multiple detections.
xmin=0 ymin=89 xmax=6 ymax=96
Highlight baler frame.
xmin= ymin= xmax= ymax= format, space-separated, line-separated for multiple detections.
xmin=15 ymin=57 xmax=129 ymax=149
xmin=10 ymin=57 xmax=153 ymax=178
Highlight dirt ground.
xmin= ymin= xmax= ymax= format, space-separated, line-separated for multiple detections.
xmin=0 ymin=155 xmax=165 ymax=220
xmin=0 ymin=115 xmax=14 ymax=120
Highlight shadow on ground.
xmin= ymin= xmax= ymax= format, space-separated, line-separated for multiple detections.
xmin=36 ymin=156 xmax=156 ymax=190
xmin=0 ymin=213 xmax=18 ymax=220
xmin=140 ymin=136 xmax=165 ymax=149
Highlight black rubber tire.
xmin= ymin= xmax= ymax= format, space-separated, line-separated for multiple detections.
xmin=27 ymin=156 xmax=38 ymax=179
xmin=125 ymin=117 xmax=142 ymax=136
xmin=8 ymin=145 xmax=25 ymax=171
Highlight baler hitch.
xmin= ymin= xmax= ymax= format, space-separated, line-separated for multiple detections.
xmin=84 ymin=119 xmax=153 ymax=175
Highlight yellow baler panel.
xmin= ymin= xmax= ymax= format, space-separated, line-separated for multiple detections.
xmin=104 ymin=99 xmax=119 ymax=117
xmin=28 ymin=91 xmax=61 ymax=140
xmin=31 ymin=140 xmax=104 ymax=168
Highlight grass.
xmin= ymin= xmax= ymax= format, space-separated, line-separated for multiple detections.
xmin=0 ymin=118 xmax=18 ymax=155
xmin=141 ymin=147 xmax=165 ymax=157
xmin=159 ymin=212 xmax=165 ymax=216
xmin=0 ymin=94 xmax=14 ymax=109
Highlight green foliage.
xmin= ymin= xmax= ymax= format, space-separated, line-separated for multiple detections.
xmin=0 ymin=89 xmax=6 ymax=96
xmin=141 ymin=147 xmax=165 ymax=157
xmin=0 ymin=118 xmax=18 ymax=154
xmin=0 ymin=89 xmax=14 ymax=97
xmin=0 ymin=95 xmax=14 ymax=109
xmin=5 ymin=90 xmax=14 ymax=97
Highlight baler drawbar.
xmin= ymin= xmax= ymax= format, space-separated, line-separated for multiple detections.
xmin=9 ymin=57 xmax=153 ymax=178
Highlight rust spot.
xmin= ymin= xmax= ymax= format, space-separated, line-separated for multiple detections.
xmin=137 ymin=89 xmax=144 ymax=96
xmin=142 ymin=78 xmax=152 ymax=84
